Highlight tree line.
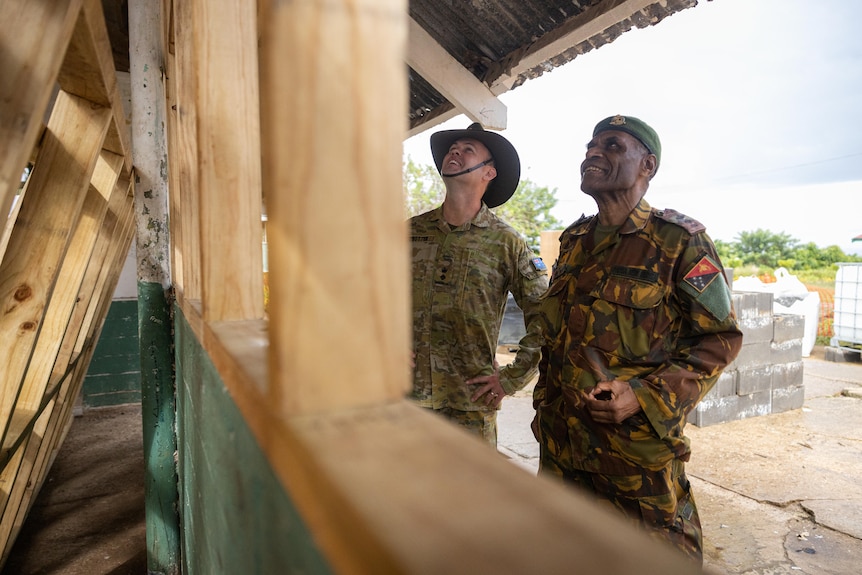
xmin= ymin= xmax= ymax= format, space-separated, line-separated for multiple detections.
xmin=715 ymin=229 xmax=862 ymax=272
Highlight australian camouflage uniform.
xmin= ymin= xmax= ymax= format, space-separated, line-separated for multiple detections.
xmin=411 ymin=205 xmax=549 ymax=443
xmin=533 ymin=198 xmax=743 ymax=561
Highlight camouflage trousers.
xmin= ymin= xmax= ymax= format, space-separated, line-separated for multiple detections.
xmin=425 ymin=406 xmax=498 ymax=447
xmin=539 ymin=451 xmax=703 ymax=564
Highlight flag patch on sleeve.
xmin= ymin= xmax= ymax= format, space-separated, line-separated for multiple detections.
xmin=531 ymin=257 xmax=548 ymax=272
xmin=683 ymin=255 xmax=721 ymax=293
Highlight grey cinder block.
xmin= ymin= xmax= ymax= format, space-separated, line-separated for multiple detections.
xmin=729 ymin=341 xmax=771 ymax=371
xmin=736 ymin=390 xmax=772 ymax=420
xmin=771 ymin=339 xmax=803 ymax=365
xmin=771 ymin=361 xmax=804 ymax=390
xmin=737 ymin=365 xmax=773 ymax=395
xmin=773 ymin=313 xmax=805 ymax=343
xmin=772 ymin=384 xmax=805 ymax=413
xmin=693 ymin=395 xmax=739 ymax=427
xmin=732 ymin=291 xmax=774 ymax=344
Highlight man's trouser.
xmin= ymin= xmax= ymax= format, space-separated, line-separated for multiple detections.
xmin=540 ymin=450 xmax=703 ymax=564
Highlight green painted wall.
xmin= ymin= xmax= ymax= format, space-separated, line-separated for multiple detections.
xmin=84 ymin=299 xmax=141 ymax=407
xmin=174 ymin=308 xmax=332 ymax=574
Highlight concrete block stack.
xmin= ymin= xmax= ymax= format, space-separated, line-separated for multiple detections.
xmin=693 ymin=291 xmax=805 ymax=427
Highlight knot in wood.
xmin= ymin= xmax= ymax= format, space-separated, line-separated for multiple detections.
xmin=14 ymin=285 xmax=32 ymax=301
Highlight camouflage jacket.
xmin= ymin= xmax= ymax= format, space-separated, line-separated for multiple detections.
xmin=411 ymin=205 xmax=549 ymax=411
xmin=534 ymin=198 xmax=743 ymax=474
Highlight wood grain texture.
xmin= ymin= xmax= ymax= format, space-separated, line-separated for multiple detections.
xmin=164 ymin=0 xmax=201 ymax=300
xmin=194 ymin=0 xmax=264 ymax=322
xmin=0 ymin=0 xmax=82 ymax=235
xmin=260 ymin=0 xmax=411 ymax=416
xmin=205 ymin=318 xmax=698 ymax=574
xmin=0 ymin=153 xmax=125 ymax=539
xmin=57 ymin=0 xmax=131 ymax=173
xmin=0 ymin=90 xmax=110 ymax=448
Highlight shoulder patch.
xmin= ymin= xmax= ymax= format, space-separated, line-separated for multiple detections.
xmin=531 ymin=257 xmax=548 ymax=273
xmin=680 ymin=254 xmax=732 ymax=320
xmin=683 ymin=255 xmax=722 ymax=292
xmin=655 ymin=208 xmax=705 ymax=234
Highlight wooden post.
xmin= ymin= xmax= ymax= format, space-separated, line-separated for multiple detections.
xmin=128 ymin=0 xmax=180 ymax=572
xmin=259 ymin=0 xmax=410 ymax=417
xmin=193 ymin=0 xmax=264 ymax=323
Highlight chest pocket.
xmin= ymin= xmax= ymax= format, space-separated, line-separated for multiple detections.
xmin=590 ymin=272 xmax=667 ymax=360
xmin=459 ymin=249 xmax=506 ymax=320
xmin=411 ymin=241 xmax=438 ymax=307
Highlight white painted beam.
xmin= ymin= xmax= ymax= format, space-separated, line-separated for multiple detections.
xmin=406 ymin=17 xmax=506 ymax=134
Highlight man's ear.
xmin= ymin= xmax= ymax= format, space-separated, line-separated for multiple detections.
xmin=643 ymin=154 xmax=657 ymax=180
xmin=484 ymin=165 xmax=498 ymax=182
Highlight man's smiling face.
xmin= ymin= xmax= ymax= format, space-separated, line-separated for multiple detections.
xmin=580 ymin=130 xmax=651 ymax=198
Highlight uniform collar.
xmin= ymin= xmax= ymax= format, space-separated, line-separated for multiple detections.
xmin=430 ymin=203 xmax=493 ymax=231
xmin=568 ymin=197 xmax=652 ymax=237
xmin=619 ymin=197 xmax=651 ymax=235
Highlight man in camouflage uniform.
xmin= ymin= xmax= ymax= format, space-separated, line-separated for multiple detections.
xmin=410 ymin=123 xmax=549 ymax=447
xmin=532 ymin=115 xmax=743 ymax=563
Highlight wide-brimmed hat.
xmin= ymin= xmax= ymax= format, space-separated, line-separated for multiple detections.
xmin=430 ymin=123 xmax=521 ymax=208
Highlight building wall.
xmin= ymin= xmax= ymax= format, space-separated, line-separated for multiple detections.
xmin=174 ymin=308 xmax=332 ymax=574
xmin=82 ymin=243 xmax=141 ymax=408
xmin=82 ymin=298 xmax=141 ymax=408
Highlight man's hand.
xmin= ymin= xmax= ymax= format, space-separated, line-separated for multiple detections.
xmin=466 ymin=361 xmax=504 ymax=408
xmin=584 ymin=379 xmax=641 ymax=424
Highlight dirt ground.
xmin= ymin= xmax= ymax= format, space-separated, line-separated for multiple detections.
xmin=3 ymin=404 xmax=146 ymax=575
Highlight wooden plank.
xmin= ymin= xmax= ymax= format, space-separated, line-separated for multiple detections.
xmin=259 ymin=0 xmax=410 ymax=416
xmin=0 ymin=152 xmax=123 ymax=534
xmin=193 ymin=0 xmax=264 ymax=322
xmin=17 ymin=152 xmax=122 ymax=420
xmin=57 ymin=0 xmax=132 ymax=174
xmin=0 ymin=90 xmax=111 ymax=448
xmin=52 ymin=177 xmax=130 ymax=380
xmin=4 ymin=201 xmax=133 ymax=562
xmin=0 ymin=0 xmax=82 ymax=233
xmin=73 ymin=185 xmax=135 ymax=359
xmin=165 ymin=0 xmax=201 ymax=301
xmin=207 ymin=321 xmax=698 ymax=574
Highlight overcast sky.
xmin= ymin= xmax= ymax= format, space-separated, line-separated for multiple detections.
xmin=403 ymin=0 xmax=862 ymax=254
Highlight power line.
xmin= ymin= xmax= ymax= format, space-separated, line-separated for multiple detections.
xmin=713 ymin=152 xmax=862 ymax=183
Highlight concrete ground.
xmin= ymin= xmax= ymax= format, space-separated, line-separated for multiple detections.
xmin=498 ymin=346 xmax=862 ymax=575
xmin=4 ymin=348 xmax=861 ymax=574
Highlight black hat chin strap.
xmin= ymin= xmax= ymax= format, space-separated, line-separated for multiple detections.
xmin=441 ymin=158 xmax=494 ymax=178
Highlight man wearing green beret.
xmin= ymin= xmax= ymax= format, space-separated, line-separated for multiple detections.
xmin=532 ymin=115 xmax=743 ymax=563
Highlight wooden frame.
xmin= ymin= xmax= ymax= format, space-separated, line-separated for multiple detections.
xmin=0 ymin=0 xmax=134 ymax=564
xmin=0 ymin=0 xmax=702 ymax=571
xmin=164 ymin=0 xmax=697 ymax=573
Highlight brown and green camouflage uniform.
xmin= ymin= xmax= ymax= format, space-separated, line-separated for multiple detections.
xmin=533 ymin=198 xmax=743 ymax=562
xmin=411 ymin=205 xmax=549 ymax=444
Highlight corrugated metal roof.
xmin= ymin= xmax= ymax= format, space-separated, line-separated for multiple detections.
xmin=408 ymin=0 xmax=699 ymax=130
xmin=101 ymin=0 xmax=699 ymax=132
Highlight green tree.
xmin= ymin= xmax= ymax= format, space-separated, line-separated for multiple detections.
xmin=734 ymin=229 xmax=798 ymax=268
xmin=493 ymin=178 xmax=563 ymax=250
xmin=403 ymin=158 xmax=562 ymax=251
xmin=403 ymin=156 xmax=445 ymax=216
xmin=714 ymin=238 xmax=742 ymax=268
